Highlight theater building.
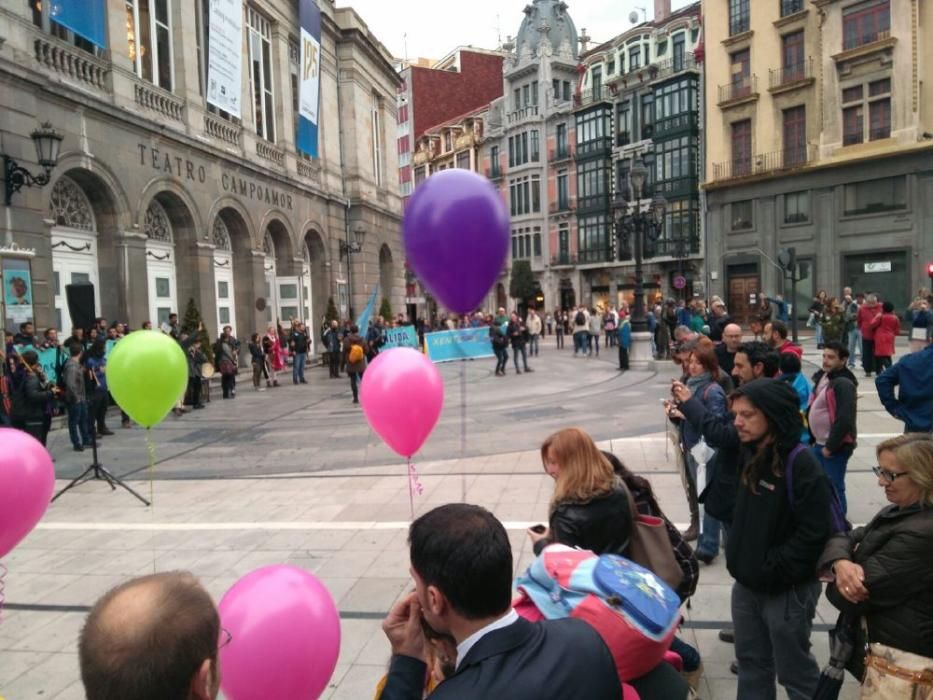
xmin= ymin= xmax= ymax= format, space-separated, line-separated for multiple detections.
xmin=0 ymin=0 xmax=404 ymax=349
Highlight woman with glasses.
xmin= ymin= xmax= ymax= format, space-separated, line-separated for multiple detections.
xmin=818 ymin=433 xmax=933 ymax=699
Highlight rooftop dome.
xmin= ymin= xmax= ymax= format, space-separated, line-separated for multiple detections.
xmin=513 ymin=0 xmax=579 ymax=60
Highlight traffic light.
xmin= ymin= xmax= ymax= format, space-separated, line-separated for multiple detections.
xmin=778 ymin=247 xmax=797 ymax=277
xmin=927 ymin=262 xmax=933 ymax=280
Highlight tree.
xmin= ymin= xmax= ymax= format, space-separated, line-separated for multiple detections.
xmin=181 ymin=297 xmax=211 ymax=349
xmin=325 ymin=296 xmax=338 ymax=323
xmin=509 ymin=260 xmax=536 ymax=306
xmin=379 ymin=297 xmax=393 ymax=321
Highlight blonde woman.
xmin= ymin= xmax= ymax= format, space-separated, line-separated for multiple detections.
xmin=527 ymin=427 xmax=632 ymax=557
xmin=819 ymin=433 xmax=933 ymax=698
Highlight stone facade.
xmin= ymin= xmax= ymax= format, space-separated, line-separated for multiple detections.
xmin=702 ymin=0 xmax=933 ymax=323
xmin=0 ymin=0 xmax=403 ymax=349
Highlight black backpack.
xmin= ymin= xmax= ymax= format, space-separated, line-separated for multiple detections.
xmin=574 ymin=310 xmax=586 ymax=326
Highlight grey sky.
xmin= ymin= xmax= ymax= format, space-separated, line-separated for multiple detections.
xmin=335 ymin=0 xmax=696 ymax=62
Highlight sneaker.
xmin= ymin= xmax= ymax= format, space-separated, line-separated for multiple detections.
xmin=99 ymin=428 xmax=115 ymax=436
xmin=193 ymin=404 xmax=206 ymax=410
xmin=696 ymin=551 xmax=716 ymax=565
xmin=73 ymin=445 xmax=84 ymax=452
xmin=730 ymin=660 xmax=738 ymax=675
xmin=524 ymin=368 xmax=534 ymax=373
xmin=719 ymin=629 xmax=735 ymax=644
xmin=299 ymin=379 xmax=308 ymax=384
xmin=352 ymin=398 xmax=359 ymax=404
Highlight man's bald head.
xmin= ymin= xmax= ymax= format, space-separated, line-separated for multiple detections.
xmin=723 ymin=323 xmax=743 ymax=352
xmin=79 ymin=571 xmax=220 ymax=700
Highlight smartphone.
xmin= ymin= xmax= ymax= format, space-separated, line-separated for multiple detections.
xmin=530 ymin=524 xmax=547 ymax=534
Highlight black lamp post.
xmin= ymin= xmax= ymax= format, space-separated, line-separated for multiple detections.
xmin=4 ymin=122 xmax=64 ymax=206
xmin=613 ymin=155 xmax=666 ymax=333
xmin=340 ymin=227 xmax=365 ymax=319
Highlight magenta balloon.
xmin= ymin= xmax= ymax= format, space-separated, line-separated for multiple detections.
xmin=219 ymin=565 xmax=341 ymax=700
xmin=360 ymin=348 xmax=444 ymax=458
xmin=403 ymin=169 xmax=510 ymax=314
xmin=0 ymin=428 xmax=55 ymax=558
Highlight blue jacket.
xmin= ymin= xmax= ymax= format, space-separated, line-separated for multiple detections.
xmin=875 ymin=345 xmax=933 ymax=432
xmin=617 ymin=320 xmax=632 ymax=350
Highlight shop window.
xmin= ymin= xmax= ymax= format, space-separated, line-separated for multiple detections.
xmin=844 ymin=176 xmax=906 ymax=216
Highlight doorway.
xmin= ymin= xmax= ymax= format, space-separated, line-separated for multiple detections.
xmin=727 ymin=263 xmax=760 ymax=327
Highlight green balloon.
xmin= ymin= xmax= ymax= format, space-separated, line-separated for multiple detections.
xmin=106 ymin=331 xmax=189 ymax=428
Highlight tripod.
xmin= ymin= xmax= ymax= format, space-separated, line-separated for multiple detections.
xmin=52 ymin=427 xmax=150 ymax=506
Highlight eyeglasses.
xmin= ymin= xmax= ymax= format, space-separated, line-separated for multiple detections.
xmin=872 ymin=466 xmax=910 ymax=483
xmin=219 ymin=627 xmax=233 ymax=650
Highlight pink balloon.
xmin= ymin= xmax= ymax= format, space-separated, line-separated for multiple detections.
xmin=219 ymin=565 xmax=340 ymax=700
xmin=360 ymin=348 xmax=444 ymax=458
xmin=0 ymin=428 xmax=55 ymax=558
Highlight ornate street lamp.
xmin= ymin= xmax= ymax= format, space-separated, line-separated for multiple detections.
xmin=4 ymin=122 xmax=64 ymax=206
xmin=613 ymin=155 xmax=667 ymax=334
xmin=340 ymin=226 xmax=365 ymax=319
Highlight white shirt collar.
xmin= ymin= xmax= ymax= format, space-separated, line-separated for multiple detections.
xmin=455 ymin=609 xmax=519 ymax=670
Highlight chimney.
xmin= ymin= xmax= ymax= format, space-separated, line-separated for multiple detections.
xmin=654 ymin=0 xmax=671 ymax=21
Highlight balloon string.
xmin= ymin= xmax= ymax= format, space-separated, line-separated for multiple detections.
xmin=407 ymin=459 xmax=424 ymax=520
xmin=146 ymin=429 xmax=156 ymax=573
xmin=460 ymin=360 xmax=467 ymax=503
xmin=0 ymin=560 xmax=7 ymax=623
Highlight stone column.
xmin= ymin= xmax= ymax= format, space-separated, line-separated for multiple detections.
xmin=178 ymin=241 xmax=217 ymax=336
xmin=114 ymin=231 xmax=149 ymax=325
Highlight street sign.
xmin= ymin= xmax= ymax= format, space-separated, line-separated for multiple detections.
xmin=864 ymin=262 xmax=892 ymax=273
xmin=673 ymin=275 xmax=687 ymax=290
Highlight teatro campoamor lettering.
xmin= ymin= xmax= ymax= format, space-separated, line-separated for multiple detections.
xmin=221 ymin=172 xmax=293 ymax=210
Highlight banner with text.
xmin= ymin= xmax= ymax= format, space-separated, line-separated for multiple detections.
xmin=14 ymin=345 xmax=63 ymax=385
xmin=383 ymin=326 xmax=419 ymax=350
xmin=425 ymin=328 xmax=494 ymax=363
xmin=297 ymin=0 xmax=322 ymax=157
xmin=50 ymin=0 xmax=107 ymax=48
xmin=206 ymin=0 xmax=243 ymax=118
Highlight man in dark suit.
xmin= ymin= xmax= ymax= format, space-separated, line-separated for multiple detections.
xmin=379 ymin=504 xmax=689 ymax=699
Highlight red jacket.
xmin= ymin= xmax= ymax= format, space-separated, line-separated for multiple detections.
xmin=870 ymin=312 xmax=900 ymax=357
xmin=858 ymin=303 xmax=881 ymax=339
xmin=778 ymin=340 xmax=803 ymax=358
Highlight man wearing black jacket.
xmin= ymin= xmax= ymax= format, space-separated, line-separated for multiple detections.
xmin=807 ymin=341 xmax=858 ymax=514
xmin=727 ymin=380 xmax=832 ymax=700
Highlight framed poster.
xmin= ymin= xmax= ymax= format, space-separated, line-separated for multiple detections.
xmin=3 ymin=257 xmax=35 ymax=327
xmin=336 ymin=280 xmax=348 ymax=318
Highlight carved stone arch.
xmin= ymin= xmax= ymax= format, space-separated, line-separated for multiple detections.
xmin=137 ymin=177 xmax=205 ymax=244
xmin=50 ymin=151 xmax=133 ymax=231
xmin=259 ymin=211 xmax=297 ymax=275
xmin=206 ymin=197 xmax=257 ymax=250
xmin=49 ymin=175 xmax=96 ymax=231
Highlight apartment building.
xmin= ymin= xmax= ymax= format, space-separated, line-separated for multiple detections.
xmin=0 ymin=0 xmax=403 ymax=342
xmin=703 ymin=0 xmax=933 ymax=323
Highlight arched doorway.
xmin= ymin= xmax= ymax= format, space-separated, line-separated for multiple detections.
xmin=379 ymin=244 xmax=394 ymax=317
xmin=143 ymin=198 xmax=176 ymax=328
xmin=214 ymin=204 xmax=255 ymax=339
xmin=211 ymin=217 xmax=236 ymax=334
xmin=303 ymin=228 xmax=328 ymax=345
xmin=263 ymin=219 xmax=297 ymax=326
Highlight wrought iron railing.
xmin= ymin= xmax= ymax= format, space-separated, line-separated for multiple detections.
xmin=718 ymin=76 xmax=758 ymax=103
xmin=712 ymin=145 xmax=815 ymax=181
xmin=769 ymin=58 xmax=813 ymax=89
xmin=843 ymin=29 xmax=890 ymax=51
xmin=549 ymin=199 xmax=575 ymax=214
xmin=651 ymin=52 xmax=698 ymax=82
xmin=550 ymin=145 xmax=574 ymax=161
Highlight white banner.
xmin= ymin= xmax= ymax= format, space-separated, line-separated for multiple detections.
xmin=206 ymin=0 xmax=243 ymax=119
xmin=299 ymin=28 xmax=320 ymax=126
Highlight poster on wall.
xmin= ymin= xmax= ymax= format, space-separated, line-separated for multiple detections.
xmin=297 ymin=0 xmax=322 ymax=158
xmin=3 ymin=258 xmax=34 ymax=326
xmin=206 ymin=0 xmax=244 ymax=118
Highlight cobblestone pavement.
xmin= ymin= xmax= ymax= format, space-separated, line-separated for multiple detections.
xmin=2 ymin=333 xmax=905 ymax=699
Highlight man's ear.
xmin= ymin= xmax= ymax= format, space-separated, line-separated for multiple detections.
xmin=426 ymin=584 xmax=447 ymax=617
xmin=189 ymin=658 xmax=214 ymax=700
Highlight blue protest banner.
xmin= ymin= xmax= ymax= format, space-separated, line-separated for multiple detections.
xmin=14 ymin=345 xmax=62 ymax=384
xmin=425 ymin=328 xmax=494 ymax=363
xmin=297 ymin=0 xmax=321 ymax=157
xmin=383 ymin=325 xmax=419 ymax=350
xmin=355 ymin=286 xmax=379 ymax=335
xmin=51 ymin=0 xmax=108 ymax=48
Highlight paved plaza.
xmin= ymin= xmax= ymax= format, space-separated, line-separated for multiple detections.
xmin=1 ymin=335 xmax=907 ymax=699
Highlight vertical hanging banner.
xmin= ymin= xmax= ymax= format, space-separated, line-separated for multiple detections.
xmin=49 ymin=0 xmax=107 ymax=49
xmin=298 ymin=0 xmax=322 ymax=158
xmin=206 ymin=0 xmax=244 ymax=118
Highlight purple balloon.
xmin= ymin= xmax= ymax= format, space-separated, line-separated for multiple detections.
xmin=404 ymin=169 xmax=510 ymax=314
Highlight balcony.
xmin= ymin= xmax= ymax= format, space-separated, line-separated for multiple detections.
xmin=551 ymin=253 xmax=577 ymax=267
xmin=718 ymin=76 xmax=759 ymax=108
xmin=653 ymin=112 xmax=699 ymax=139
xmin=507 ymin=105 xmax=540 ymax=125
xmin=296 ymin=158 xmax=321 ymax=183
xmin=549 ymin=145 xmax=574 ymax=162
xmin=833 ymin=31 xmax=896 ymax=65
xmin=255 ymin=140 xmax=286 ymax=167
xmin=549 ymin=199 xmax=575 ymax=215
xmin=574 ymin=88 xmax=612 ymax=110
xmin=769 ymin=59 xmax=814 ymax=93
xmin=654 ymin=175 xmax=699 ymax=199
xmin=485 ymin=165 xmax=504 ymax=180
xmin=578 ymin=248 xmax=614 ymax=265
xmin=204 ymin=113 xmax=242 ymax=147
xmin=133 ymin=80 xmax=185 ymax=123
xmin=844 ymin=28 xmax=890 ymax=52
xmin=575 ymin=137 xmax=613 ymax=160
xmin=34 ymin=34 xmax=110 ymax=93
xmin=711 ymin=145 xmax=816 ymax=182
xmin=651 ymin=52 xmax=698 ymax=83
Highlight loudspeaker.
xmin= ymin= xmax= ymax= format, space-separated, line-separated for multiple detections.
xmin=65 ymin=283 xmax=96 ymax=331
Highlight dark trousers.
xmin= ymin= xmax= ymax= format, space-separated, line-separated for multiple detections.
xmin=90 ymin=391 xmax=108 ymax=432
xmin=512 ymin=344 xmax=529 ymax=371
xmin=555 ymin=329 xmax=564 ymax=348
xmin=293 ymin=352 xmax=307 ymax=383
xmin=221 ymin=373 xmax=236 ymax=398
xmin=861 ymin=338 xmax=875 ymax=375
xmin=328 ymin=351 xmax=340 ymax=377
xmin=187 ymin=376 xmax=202 ymax=406
xmin=589 ymin=333 xmax=599 ymax=356
xmin=494 ymin=347 xmax=508 ymax=373
xmin=618 ymin=345 xmax=630 ymax=370
xmin=874 ymin=355 xmax=892 ymax=374
xmin=349 ymin=370 xmax=364 ymax=401
xmin=67 ymin=400 xmax=91 ymax=447
xmin=12 ymin=417 xmax=48 ymax=445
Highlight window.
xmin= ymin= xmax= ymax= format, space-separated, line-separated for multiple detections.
xmin=782 ymin=31 xmax=805 ymax=81
xmin=556 ymin=123 xmax=568 ymax=156
xmin=414 ymin=166 xmax=426 ymax=185
xmin=591 ymin=66 xmax=602 ymax=98
xmin=514 ymin=88 xmax=521 ymax=108
xmin=655 ymin=136 xmax=695 ymax=183
xmin=629 ymin=46 xmax=641 ymax=71
xmin=531 ymin=130 xmax=540 ymax=161
xmin=781 ymin=0 xmax=805 ymax=17
xmin=531 ymin=175 xmax=541 ymax=213
xmin=618 ymin=52 xmax=625 ymax=74
xmin=557 ymin=171 xmax=569 ymax=209
xmin=616 ymin=100 xmax=631 ymax=146
xmin=655 ymin=77 xmax=697 ymax=126
xmin=782 ymin=106 xmax=806 ymax=166
xmin=578 ymin=214 xmax=611 ymax=263
xmin=490 ymin=146 xmax=500 ymax=176
xmin=156 ymin=277 xmax=171 ymax=298
xmin=842 ymin=78 xmax=891 ymax=144
xmin=523 ymin=84 xmax=530 ymax=106
xmin=730 ymin=49 xmax=751 ymax=97
xmin=784 ymin=191 xmax=809 ymax=224
xmin=844 ymin=176 xmax=906 ymax=216
xmin=729 ymin=0 xmax=750 ymax=36
xmin=126 ymin=0 xmax=174 ymax=91
xmin=731 ymin=200 xmax=753 ymax=230
xmin=531 ymin=81 xmax=538 ymax=106
xmin=673 ymin=34 xmax=686 ymax=71
xmin=553 ymin=78 xmax=560 ymax=99
xmin=607 ymin=58 xmax=615 ymax=75
xmin=372 ymin=94 xmax=384 ymax=186
xmin=575 ymin=108 xmax=610 ymax=145
xmin=640 ymin=94 xmax=654 ymax=140
xmin=661 ymin=199 xmax=700 ymax=256
xmin=398 ymin=104 xmax=409 ymax=124
xmin=843 ymin=0 xmax=890 ymax=50
xmin=218 ymin=281 xmax=229 ymax=299
xmin=509 ymin=177 xmax=533 ymax=216
xmin=30 ymin=0 xmax=101 ymax=54
xmin=576 ymin=159 xmax=609 ymax=209
xmin=533 ymin=228 xmax=542 ymax=257
xmin=731 ymin=119 xmax=752 ymax=176
xmin=559 ymin=225 xmax=570 ymax=259
xmin=563 ymin=81 xmax=571 ymax=101
xmin=444 ymin=132 xmax=453 ymax=153
xmin=248 ymin=8 xmax=276 ymax=142
xmin=456 ymin=151 xmax=470 ymax=169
